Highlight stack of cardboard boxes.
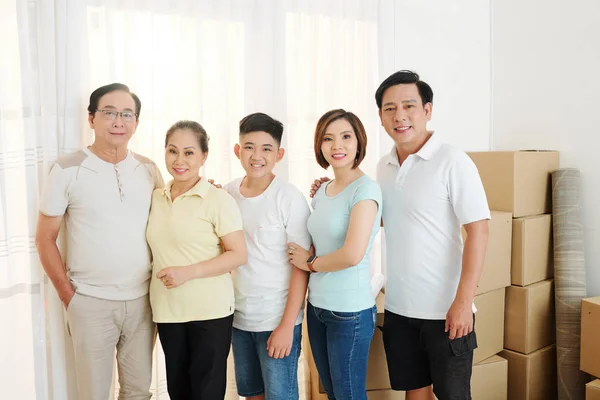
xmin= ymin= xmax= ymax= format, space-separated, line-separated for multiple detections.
xmin=467 ymin=208 xmax=512 ymax=400
xmin=468 ymin=150 xmax=560 ymax=400
xmin=581 ymin=297 xmax=600 ymax=399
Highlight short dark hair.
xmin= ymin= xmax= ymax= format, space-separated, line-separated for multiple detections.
xmin=165 ymin=120 xmax=210 ymax=153
xmin=314 ymin=109 xmax=367 ymax=170
xmin=87 ymin=83 xmax=142 ymax=119
xmin=239 ymin=112 xmax=284 ymax=145
xmin=375 ymin=70 xmax=433 ymax=109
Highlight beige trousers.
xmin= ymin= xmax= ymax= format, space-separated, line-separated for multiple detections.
xmin=66 ymin=293 xmax=155 ymax=400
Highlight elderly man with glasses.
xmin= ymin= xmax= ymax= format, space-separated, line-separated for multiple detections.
xmin=36 ymin=83 xmax=163 ymax=400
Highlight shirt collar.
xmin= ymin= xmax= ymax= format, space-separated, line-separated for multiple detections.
xmin=83 ymin=147 xmax=133 ymax=166
xmin=415 ymin=132 xmax=442 ymax=160
xmin=163 ymin=177 xmax=210 ymax=200
xmin=384 ymin=147 xmax=401 ymax=167
xmin=385 ymin=132 xmax=442 ymax=165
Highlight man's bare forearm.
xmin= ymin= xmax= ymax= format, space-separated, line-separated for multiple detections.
xmin=36 ymin=239 xmax=74 ymax=302
xmin=455 ymin=220 xmax=489 ymax=303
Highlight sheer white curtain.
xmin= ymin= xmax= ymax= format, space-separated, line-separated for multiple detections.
xmin=0 ymin=0 xmax=394 ymax=399
xmin=1 ymin=1 xmax=80 ymax=399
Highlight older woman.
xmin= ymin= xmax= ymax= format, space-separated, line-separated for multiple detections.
xmin=146 ymin=120 xmax=247 ymax=400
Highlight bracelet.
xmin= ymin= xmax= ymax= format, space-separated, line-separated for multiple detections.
xmin=308 ymin=256 xmax=318 ymax=273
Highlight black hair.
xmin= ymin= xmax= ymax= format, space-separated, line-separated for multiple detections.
xmin=165 ymin=120 xmax=209 ymax=153
xmin=314 ymin=109 xmax=368 ymax=170
xmin=375 ymin=70 xmax=433 ymax=109
xmin=87 ymin=83 xmax=141 ymax=119
xmin=239 ymin=112 xmax=284 ymax=146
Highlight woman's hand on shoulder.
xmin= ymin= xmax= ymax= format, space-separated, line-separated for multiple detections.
xmin=309 ymin=177 xmax=330 ymax=198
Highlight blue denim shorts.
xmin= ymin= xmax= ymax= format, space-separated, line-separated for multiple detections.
xmin=231 ymin=324 xmax=302 ymax=399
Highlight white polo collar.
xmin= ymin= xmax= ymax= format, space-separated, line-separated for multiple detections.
xmin=385 ymin=132 xmax=442 ymax=166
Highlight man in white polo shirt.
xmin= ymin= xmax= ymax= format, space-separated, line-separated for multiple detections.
xmin=35 ymin=83 xmax=163 ymax=400
xmin=376 ymin=71 xmax=490 ymax=400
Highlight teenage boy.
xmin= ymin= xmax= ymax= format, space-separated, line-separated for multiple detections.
xmin=224 ymin=112 xmax=311 ymax=400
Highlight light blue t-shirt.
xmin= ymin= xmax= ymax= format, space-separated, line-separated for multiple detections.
xmin=307 ymin=175 xmax=382 ymax=312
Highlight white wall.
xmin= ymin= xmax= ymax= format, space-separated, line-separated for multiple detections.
xmin=492 ymin=0 xmax=600 ymax=295
xmin=378 ymin=0 xmax=492 ymax=156
xmin=376 ymin=0 xmax=599 ymax=295
xmin=375 ymin=0 xmax=492 ymax=283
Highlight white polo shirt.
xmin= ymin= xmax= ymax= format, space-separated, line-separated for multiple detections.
xmin=377 ymin=133 xmax=490 ymax=320
xmin=39 ymin=148 xmax=164 ymax=301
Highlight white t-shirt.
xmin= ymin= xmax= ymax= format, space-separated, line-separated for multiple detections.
xmin=377 ymin=134 xmax=490 ymax=320
xmin=39 ymin=148 xmax=163 ymax=301
xmin=225 ymin=176 xmax=311 ymax=332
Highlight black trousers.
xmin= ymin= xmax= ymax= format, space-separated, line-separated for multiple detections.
xmin=157 ymin=314 xmax=234 ymax=400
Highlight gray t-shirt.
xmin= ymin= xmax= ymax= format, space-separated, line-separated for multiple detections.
xmin=39 ymin=147 xmax=163 ymax=300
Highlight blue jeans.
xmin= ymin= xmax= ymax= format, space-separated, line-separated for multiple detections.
xmin=231 ymin=324 xmax=302 ymax=399
xmin=307 ymin=302 xmax=376 ymax=400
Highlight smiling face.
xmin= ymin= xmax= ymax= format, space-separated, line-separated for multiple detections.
xmin=234 ymin=130 xmax=284 ymax=180
xmin=378 ymin=83 xmax=432 ymax=147
xmin=88 ymin=90 xmax=139 ymax=148
xmin=320 ymin=118 xmax=359 ymax=170
xmin=164 ymin=128 xmax=207 ymax=183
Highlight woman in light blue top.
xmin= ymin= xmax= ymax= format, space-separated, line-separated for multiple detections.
xmin=288 ymin=109 xmax=382 ymax=400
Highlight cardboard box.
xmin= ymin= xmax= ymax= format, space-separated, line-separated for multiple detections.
xmin=468 ymin=151 xmax=559 ymax=218
xmin=500 ymin=345 xmax=557 ymax=400
xmin=365 ymin=293 xmax=390 ymax=390
xmin=512 ymin=215 xmax=553 ymax=286
xmin=472 ymin=355 xmax=508 ymax=400
xmin=305 ymin=292 xmax=390 ymax=395
xmin=586 ymin=380 xmax=600 ymax=400
xmin=475 ymin=211 xmax=512 ymax=295
xmin=581 ymin=297 xmax=600 ymax=377
xmin=504 ymin=280 xmax=555 ymax=354
xmin=301 ymin=321 xmax=320 ymax=400
xmin=473 ymin=288 xmax=506 ymax=364
xmin=367 ymin=390 xmax=406 ymax=399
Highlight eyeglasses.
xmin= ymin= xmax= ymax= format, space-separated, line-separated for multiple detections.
xmin=96 ymin=109 xmax=137 ymax=123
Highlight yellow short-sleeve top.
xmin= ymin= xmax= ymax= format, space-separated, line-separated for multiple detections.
xmin=147 ymin=177 xmax=243 ymax=323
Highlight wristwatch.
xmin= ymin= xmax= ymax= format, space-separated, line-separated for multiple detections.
xmin=306 ymin=255 xmax=318 ymax=272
